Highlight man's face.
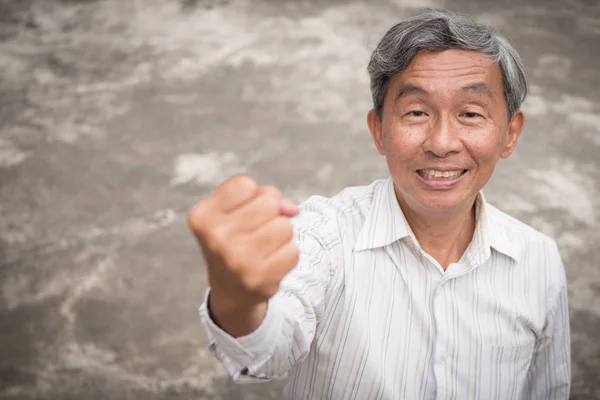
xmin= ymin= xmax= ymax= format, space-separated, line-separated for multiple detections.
xmin=368 ymin=49 xmax=525 ymax=215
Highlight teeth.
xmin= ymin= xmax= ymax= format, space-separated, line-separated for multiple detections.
xmin=420 ymin=169 xmax=464 ymax=178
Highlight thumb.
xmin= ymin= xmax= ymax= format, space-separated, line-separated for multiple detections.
xmin=280 ymin=198 xmax=299 ymax=217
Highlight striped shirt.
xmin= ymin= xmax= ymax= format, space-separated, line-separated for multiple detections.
xmin=199 ymin=177 xmax=571 ymax=399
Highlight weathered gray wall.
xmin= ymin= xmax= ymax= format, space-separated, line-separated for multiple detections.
xmin=0 ymin=0 xmax=599 ymax=398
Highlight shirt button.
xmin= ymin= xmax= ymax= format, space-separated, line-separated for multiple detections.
xmin=440 ymin=354 xmax=447 ymax=362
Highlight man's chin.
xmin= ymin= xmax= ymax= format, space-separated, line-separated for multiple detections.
xmin=411 ymin=191 xmax=476 ymax=215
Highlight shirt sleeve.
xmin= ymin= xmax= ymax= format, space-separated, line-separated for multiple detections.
xmin=198 ymin=202 xmax=341 ymax=383
xmin=527 ymin=243 xmax=571 ymax=399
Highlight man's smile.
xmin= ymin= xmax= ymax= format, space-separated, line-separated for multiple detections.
xmin=416 ymin=168 xmax=468 ymax=188
xmin=417 ymin=169 xmax=467 ymax=179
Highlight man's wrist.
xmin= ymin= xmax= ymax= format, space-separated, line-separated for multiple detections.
xmin=207 ymin=290 xmax=269 ymax=337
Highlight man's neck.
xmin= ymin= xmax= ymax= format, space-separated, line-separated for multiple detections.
xmin=397 ymin=192 xmax=478 ymax=271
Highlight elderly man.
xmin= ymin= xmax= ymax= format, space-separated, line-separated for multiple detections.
xmin=188 ymin=9 xmax=571 ymax=400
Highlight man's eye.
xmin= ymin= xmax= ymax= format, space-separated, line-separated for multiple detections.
xmin=462 ymin=112 xmax=482 ymax=118
xmin=408 ymin=111 xmax=426 ymax=117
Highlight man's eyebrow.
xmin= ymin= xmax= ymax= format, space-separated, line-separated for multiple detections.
xmin=395 ymin=84 xmax=429 ymax=102
xmin=394 ymin=82 xmax=494 ymax=102
xmin=461 ymin=82 xmax=494 ymax=98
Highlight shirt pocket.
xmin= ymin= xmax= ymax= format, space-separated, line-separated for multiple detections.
xmin=473 ymin=339 xmax=535 ymax=400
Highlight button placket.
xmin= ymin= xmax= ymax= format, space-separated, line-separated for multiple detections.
xmin=433 ymin=284 xmax=447 ymax=364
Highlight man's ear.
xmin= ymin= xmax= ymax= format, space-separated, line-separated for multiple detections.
xmin=501 ymin=110 xmax=525 ymax=159
xmin=367 ymin=109 xmax=386 ymax=156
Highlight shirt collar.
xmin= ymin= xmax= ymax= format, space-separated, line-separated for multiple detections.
xmin=354 ymin=177 xmax=415 ymax=252
xmin=477 ymin=193 xmax=521 ymax=263
xmin=354 ymin=177 xmax=521 ymax=263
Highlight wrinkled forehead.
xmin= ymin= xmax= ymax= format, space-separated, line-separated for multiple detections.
xmin=402 ymin=50 xmax=501 ymax=86
xmin=389 ymin=49 xmax=507 ymax=102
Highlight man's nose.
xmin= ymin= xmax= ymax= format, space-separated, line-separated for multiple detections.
xmin=422 ymin=117 xmax=463 ymax=158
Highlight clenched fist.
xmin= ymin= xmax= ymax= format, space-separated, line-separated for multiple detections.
xmin=188 ymin=175 xmax=300 ymax=336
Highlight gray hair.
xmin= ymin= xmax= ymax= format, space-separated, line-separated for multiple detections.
xmin=367 ymin=9 xmax=527 ymax=119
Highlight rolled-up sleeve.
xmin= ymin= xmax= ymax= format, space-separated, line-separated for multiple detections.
xmin=198 ymin=201 xmax=340 ymax=383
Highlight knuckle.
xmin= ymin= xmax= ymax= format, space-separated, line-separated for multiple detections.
xmin=187 ymin=201 xmax=209 ymax=231
xmin=265 ymin=284 xmax=280 ymax=298
xmin=274 ymin=217 xmax=294 ymax=240
xmin=289 ymin=244 xmax=300 ymax=262
xmin=259 ymin=185 xmax=283 ymax=202
xmin=257 ymin=196 xmax=281 ymax=217
xmin=282 ymin=244 xmax=300 ymax=270
xmin=222 ymin=246 xmax=246 ymax=271
xmin=224 ymin=241 xmax=260 ymax=273
xmin=230 ymin=175 xmax=258 ymax=196
xmin=242 ymin=272 xmax=264 ymax=293
xmin=203 ymin=225 xmax=230 ymax=252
